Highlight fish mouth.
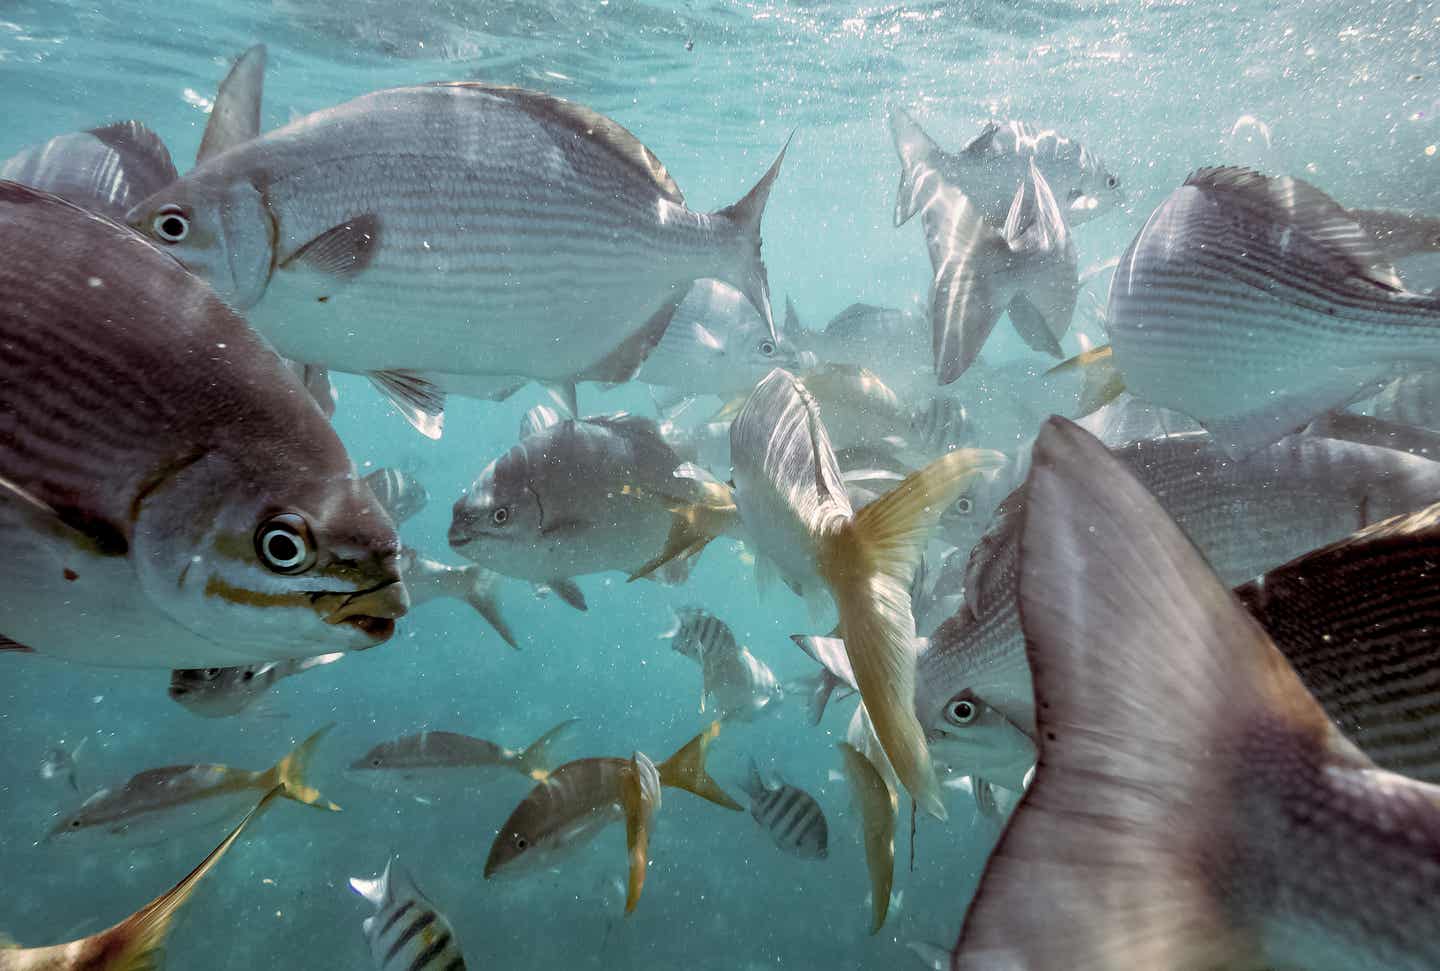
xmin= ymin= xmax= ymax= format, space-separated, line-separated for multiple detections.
xmin=316 ymin=581 xmax=409 ymax=644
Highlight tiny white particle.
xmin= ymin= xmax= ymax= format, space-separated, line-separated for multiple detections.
xmin=86 ymin=276 xmax=103 ymax=288
xmin=216 ymin=342 xmax=227 ymax=349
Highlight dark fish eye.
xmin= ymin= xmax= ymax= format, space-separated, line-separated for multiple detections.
xmin=492 ymin=507 xmax=510 ymax=526
xmin=513 ymin=834 xmax=528 ymax=850
xmin=758 ymin=339 xmax=776 ymax=356
xmin=946 ymin=697 xmax=979 ymax=725
xmin=241 ymin=670 xmax=255 ymax=682
xmin=152 ymin=204 xmax=190 ymax=243
xmin=956 ymin=497 xmax=974 ymax=515
xmin=372 ymin=758 xmax=382 ymax=767
xmin=254 ymin=513 xmax=317 ymax=574
xmin=1106 ymin=175 xmax=1119 ymax=189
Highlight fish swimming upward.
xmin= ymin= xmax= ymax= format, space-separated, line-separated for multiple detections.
xmin=127 ymin=82 xmax=789 ymax=437
xmin=349 ymin=858 xmax=468 ymax=970
xmin=951 ymin=416 xmax=1440 ymax=970
xmin=1108 ymin=166 xmax=1440 ymax=457
xmin=728 ymin=368 xmax=1003 ymax=818
xmin=0 ymin=787 xmax=278 ymax=971
xmin=0 ymin=182 xmax=407 ymax=669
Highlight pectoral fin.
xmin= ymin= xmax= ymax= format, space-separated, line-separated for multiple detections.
xmin=282 ymin=214 xmax=380 ymax=280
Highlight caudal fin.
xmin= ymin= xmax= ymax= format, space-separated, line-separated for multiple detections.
xmin=267 ymin=725 xmax=342 ymax=812
xmin=952 ymin=417 xmax=1339 ymax=969
xmin=515 ymin=718 xmax=579 ymax=780
xmin=889 ymin=108 xmax=944 ymax=227
xmin=837 ymin=742 xmax=897 ymax=935
xmin=714 ymin=135 xmax=791 ymax=341
xmin=459 ymin=566 xmax=517 ymax=649
xmin=920 ymin=181 xmax=1009 ymax=384
xmin=820 ymin=449 xmax=1004 ymax=820
xmin=89 ymin=786 xmax=280 ymax=971
xmin=657 ymin=721 xmax=743 ymax=811
xmin=1046 ymin=343 xmax=1126 ymax=417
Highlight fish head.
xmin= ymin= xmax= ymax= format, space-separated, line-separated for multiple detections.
xmin=1067 ymin=161 xmax=1124 ymax=220
xmin=167 ymin=665 xmax=264 ymax=717
xmin=127 ymin=173 xmax=273 ymax=309
xmin=937 ymin=464 xmax=1011 ymax=552
xmin=448 ymin=450 xmax=543 ymax=567
xmin=484 ymin=811 xmax=545 ymax=879
xmin=921 ymin=688 xmax=1037 ymax=792
xmin=130 ymin=453 xmax=408 ymax=660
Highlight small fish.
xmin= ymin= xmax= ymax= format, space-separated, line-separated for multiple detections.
xmin=739 ymin=759 xmax=828 ymax=859
xmin=661 ymin=607 xmax=782 ymax=721
xmin=889 ymin=110 xmax=1122 ymax=229
xmin=128 ymin=83 xmax=789 ymax=438
xmin=485 ymin=723 xmax=741 ymax=914
xmin=836 ymin=742 xmax=896 ymax=935
xmin=399 ymin=547 xmax=515 ymax=649
xmin=363 ymin=468 xmax=430 ymax=525
xmin=49 ymin=726 xmax=340 ymax=841
xmin=39 ymin=738 xmax=87 ymax=794
xmin=0 ymin=183 xmax=407 ymax=669
xmin=0 ymin=787 xmax=278 ymax=971
xmin=349 ymin=858 xmax=468 ymax=971
xmin=728 ymin=367 xmax=1002 ymax=818
xmin=787 ymin=300 xmax=939 ymax=401
xmin=951 ymin=416 xmax=1440 ymax=969
xmin=449 ymin=412 xmax=736 ymax=592
xmin=168 ymin=654 xmax=343 ymax=719
xmin=918 ymin=159 xmax=1079 ymax=382
xmin=636 ymin=279 xmax=803 ymax=395
xmin=350 ymin=719 xmax=578 ymax=783
xmin=1108 ymin=167 xmax=1440 ymax=457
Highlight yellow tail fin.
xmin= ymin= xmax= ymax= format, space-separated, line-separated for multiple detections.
xmin=838 ymin=743 xmax=897 ymax=935
xmin=629 ymin=482 xmax=738 ymax=583
xmin=1047 ymin=344 xmax=1125 ymax=416
xmin=266 ymin=724 xmax=342 ymax=812
xmin=515 ymin=718 xmax=580 ymax=781
xmin=820 ymin=448 xmax=1003 ymax=820
xmin=619 ymin=752 xmax=661 ymax=916
xmin=657 ymin=721 xmax=743 ymax=811
xmin=95 ymin=786 xmax=281 ymax=971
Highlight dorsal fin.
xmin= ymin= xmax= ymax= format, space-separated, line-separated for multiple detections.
xmin=961 ymin=121 xmax=1000 ymax=156
xmin=432 ymin=83 xmax=684 ymax=204
xmin=197 ymin=45 xmax=266 ymax=164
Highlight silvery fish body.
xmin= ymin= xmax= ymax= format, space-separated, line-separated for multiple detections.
xmin=636 ymin=279 xmax=802 ymax=394
xmin=0 ymin=121 xmax=178 ymax=221
xmin=662 ymin=607 xmax=782 ymax=721
xmin=349 ymin=859 xmax=468 ymax=971
xmin=363 ymin=468 xmax=430 ymax=524
xmin=1357 ymin=369 xmax=1440 ymax=431
xmin=350 ymin=720 xmax=575 ymax=784
xmin=168 ymin=654 xmax=342 ymax=718
xmin=889 ymin=110 xmax=1122 ymax=229
xmin=795 ymin=302 xmax=938 ymax=400
xmin=1108 ymin=167 xmax=1440 ymax=457
xmin=127 ymin=83 xmax=785 ymax=424
xmin=398 ymin=547 xmax=515 ymax=649
xmin=484 ymin=756 xmax=632 ymax=878
xmin=0 ymin=182 xmax=406 ymax=669
xmin=39 ymin=738 xmax=86 ymax=794
xmin=740 ymin=760 xmax=828 ymax=859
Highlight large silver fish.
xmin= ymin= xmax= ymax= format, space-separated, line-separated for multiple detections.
xmin=349 ymin=858 xmax=468 ymax=971
xmin=126 ymin=83 xmax=788 ymax=437
xmin=889 ymin=110 xmax=1122 ymax=229
xmin=449 ymin=411 xmax=734 ymax=594
xmin=951 ymin=416 xmax=1440 ymax=970
xmin=0 ymin=183 xmax=407 ymax=669
xmin=1108 ymin=167 xmax=1440 ymax=457
xmin=728 ymin=367 xmax=1002 ymax=818
xmin=661 ymin=606 xmax=782 ymax=721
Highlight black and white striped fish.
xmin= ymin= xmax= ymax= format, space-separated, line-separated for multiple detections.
xmin=660 ymin=607 xmax=782 ymax=721
xmin=349 ymin=858 xmax=467 ymax=971
xmin=363 ymin=467 xmax=430 ymax=525
xmin=740 ymin=760 xmax=828 ymax=859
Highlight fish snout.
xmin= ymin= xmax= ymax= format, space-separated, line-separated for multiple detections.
xmin=320 ymin=580 xmax=409 ymax=645
xmin=448 ymin=498 xmax=485 ymax=551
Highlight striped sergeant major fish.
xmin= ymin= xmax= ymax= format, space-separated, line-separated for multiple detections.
xmin=661 ymin=607 xmax=782 ymax=721
xmin=739 ymin=759 xmax=828 ymax=859
xmin=349 ymin=858 xmax=467 ymax=971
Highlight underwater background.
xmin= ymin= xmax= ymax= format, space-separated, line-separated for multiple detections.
xmin=1 ymin=1 xmax=1438 ymax=967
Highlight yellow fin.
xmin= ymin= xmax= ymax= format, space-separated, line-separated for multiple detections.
xmin=628 ymin=483 xmax=737 ymax=583
xmin=619 ymin=752 xmax=660 ymax=916
xmin=93 ymin=786 xmax=281 ymax=971
xmin=708 ymin=395 xmax=747 ymax=422
xmin=838 ymin=742 xmax=897 ymax=935
xmin=820 ymin=448 xmax=1004 ymax=820
xmin=266 ymin=724 xmax=342 ymax=812
xmin=1046 ymin=344 xmax=1125 ymax=417
xmin=515 ymin=718 xmax=580 ymax=781
xmin=657 ymin=721 xmax=743 ymax=811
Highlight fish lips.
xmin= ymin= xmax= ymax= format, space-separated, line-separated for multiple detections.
xmin=314 ymin=581 xmax=409 ymax=646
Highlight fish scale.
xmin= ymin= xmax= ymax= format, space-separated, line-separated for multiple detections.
xmin=350 ymin=859 xmax=468 ymax=971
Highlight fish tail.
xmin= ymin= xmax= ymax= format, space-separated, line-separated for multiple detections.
xmin=619 ymin=754 xmax=657 ymax=916
xmin=888 ymin=107 xmax=942 ymax=227
xmin=267 ymin=724 xmax=342 ymax=812
xmin=1046 ymin=343 xmax=1126 ymax=417
xmin=91 ymin=786 xmax=280 ymax=971
xmin=515 ymin=718 xmax=579 ymax=781
xmin=922 ymin=182 xmax=1007 ymax=383
xmin=819 ymin=449 xmax=1003 ymax=820
xmin=657 ymin=721 xmax=743 ymax=811
xmin=713 ymin=134 xmax=792 ymax=341
xmin=459 ymin=565 xmax=518 ymax=649
xmin=952 ymin=416 xmax=1345 ymax=968
xmin=627 ymin=484 xmax=738 ymax=583
xmin=837 ymin=743 xmax=897 ymax=935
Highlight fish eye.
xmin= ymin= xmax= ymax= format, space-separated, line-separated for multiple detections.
xmin=513 ymin=834 xmax=529 ymax=851
xmin=241 ymin=670 xmax=255 ymax=682
xmin=254 ymin=513 xmax=317 ymax=574
xmin=1106 ymin=175 xmax=1119 ymax=189
xmin=757 ymin=339 xmax=776 ymax=357
xmin=955 ymin=497 xmax=974 ymax=515
xmin=491 ymin=507 xmax=510 ymax=526
xmin=70 ymin=819 xmax=81 ymax=828
xmin=946 ymin=697 xmax=979 ymax=726
xmin=372 ymin=758 xmax=382 ymax=767
xmin=152 ymin=204 xmax=190 ymax=243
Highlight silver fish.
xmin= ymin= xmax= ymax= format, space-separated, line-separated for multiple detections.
xmin=788 ymin=300 xmax=938 ymax=401
xmin=350 ymin=719 xmax=577 ymax=783
xmin=127 ymin=83 xmax=788 ymax=438
xmin=1108 ymin=167 xmax=1440 ymax=457
xmin=0 ymin=122 xmax=177 ymax=222
xmin=729 ymin=367 xmax=1002 ymax=818
xmin=740 ymin=759 xmax=828 ymax=859
xmin=919 ymin=159 xmax=1079 ymax=382
xmin=660 ymin=607 xmax=782 ymax=721
xmin=0 ymin=183 xmax=407 ymax=669
xmin=362 ymin=467 xmax=430 ymax=525
xmin=636 ymin=279 xmax=803 ymax=395
xmin=449 ymin=412 xmax=734 ymax=592
xmin=951 ymin=416 xmax=1440 ymax=970
xmin=39 ymin=737 xmax=87 ymax=794
xmin=168 ymin=654 xmax=343 ymax=718
xmin=349 ymin=858 xmax=468 ymax=971
xmin=399 ymin=547 xmax=515 ymax=648
xmin=889 ymin=110 xmax=1122 ymax=229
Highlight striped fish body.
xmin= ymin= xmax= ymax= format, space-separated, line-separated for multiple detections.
xmin=1361 ymin=369 xmax=1440 ymax=430
xmin=350 ymin=859 xmax=467 ymax=971
xmin=0 ymin=182 xmax=404 ymax=669
xmin=129 ymin=84 xmax=780 ymax=389
xmin=1108 ymin=167 xmax=1440 ymax=457
xmin=742 ymin=762 xmax=828 ymax=859
xmin=363 ymin=468 xmax=430 ymax=525
xmin=636 ymin=279 xmax=802 ymax=394
xmin=0 ymin=121 xmax=177 ymax=221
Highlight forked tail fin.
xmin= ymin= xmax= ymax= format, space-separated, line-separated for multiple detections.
xmin=266 ymin=725 xmax=342 ymax=812
xmin=657 ymin=721 xmax=743 ymax=811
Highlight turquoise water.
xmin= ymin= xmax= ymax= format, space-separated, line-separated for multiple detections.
xmin=1 ymin=2 xmax=1438 ymax=968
